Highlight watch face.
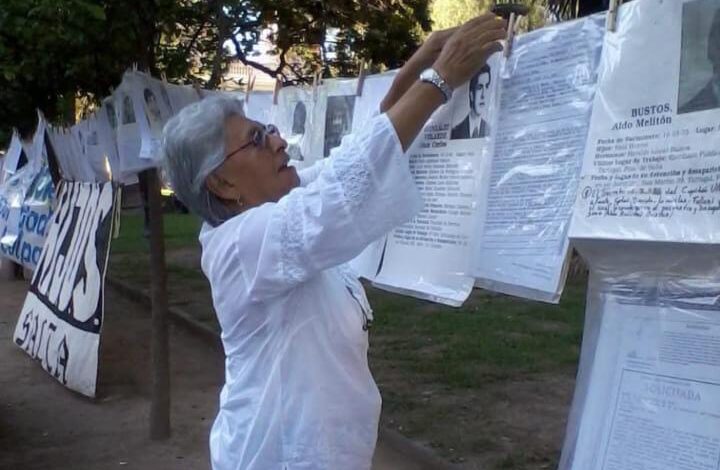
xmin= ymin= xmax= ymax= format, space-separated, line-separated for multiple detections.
xmin=420 ymin=68 xmax=450 ymax=102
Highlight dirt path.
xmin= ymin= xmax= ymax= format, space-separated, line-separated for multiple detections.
xmin=0 ymin=280 xmax=440 ymax=470
xmin=1 ymin=279 xmax=220 ymax=469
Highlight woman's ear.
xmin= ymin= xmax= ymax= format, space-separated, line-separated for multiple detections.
xmin=206 ymin=172 xmax=239 ymax=201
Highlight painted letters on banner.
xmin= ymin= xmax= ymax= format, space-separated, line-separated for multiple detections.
xmin=13 ymin=182 xmax=117 ymax=397
xmin=0 ymin=165 xmax=55 ymax=270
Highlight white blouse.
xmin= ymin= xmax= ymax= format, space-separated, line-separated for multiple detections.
xmin=199 ymin=113 xmax=422 ymax=470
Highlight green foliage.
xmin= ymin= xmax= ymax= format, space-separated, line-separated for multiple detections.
xmin=430 ymin=0 xmax=491 ymax=30
xmin=221 ymin=0 xmax=432 ymax=81
xmin=430 ymin=0 xmax=547 ymax=32
xmin=0 ymin=0 xmax=217 ymax=145
xmin=0 ymin=0 xmax=432 ymax=148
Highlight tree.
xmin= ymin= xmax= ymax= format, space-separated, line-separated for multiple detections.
xmin=0 ymin=0 xmax=223 ymax=145
xmin=547 ymin=0 xmax=608 ymax=20
xmin=219 ymin=0 xmax=432 ymax=82
xmin=430 ymin=0 xmax=548 ymax=33
xmin=0 ymin=0 xmax=433 ymax=147
xmin=430 ymin=0 xmax=490 ymax=30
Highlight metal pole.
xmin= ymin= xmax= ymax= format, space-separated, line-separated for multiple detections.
xmin=145 ymin=168 xmax=170 ymax=440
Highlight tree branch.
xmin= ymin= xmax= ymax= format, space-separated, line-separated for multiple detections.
xmin=181 ymin=18 xmax=209 ymax=59
xmin=229 ymin=34 xmax=284 ymax=79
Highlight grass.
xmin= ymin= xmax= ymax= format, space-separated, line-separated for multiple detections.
xmin=109 ymin=212 xmax=218 ymax=328
xmin=367 ymin=284 xmax=585 ymax=389
xmin=111 ymin=212 xmax=203 ymax=254
xmin=109 ymin=212 xmax=587 ymax=469
xmin=367 ymin=282 xmax=585 ymax=468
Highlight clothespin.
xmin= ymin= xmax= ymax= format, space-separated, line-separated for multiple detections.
xmin=132 ymin=62 xmax=138 ymax=72
xmin=504 ymin=12 xmax=517 ymax=59
xmin=356 ymin=60 xmax=369 ymax=97
xmin=272 ymin=79 xmax=282 ymax=105
xmin=607 ymin=0 xmax=623 ymax=32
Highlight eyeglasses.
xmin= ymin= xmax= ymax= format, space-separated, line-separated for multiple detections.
xmin=224 ymin=123 xmax=279 ymax=160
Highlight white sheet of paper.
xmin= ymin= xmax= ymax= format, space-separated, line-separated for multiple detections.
xmin=28 ymin=112 xmax=47 ymax=171
xmin=84 ymin=114 xmax=111 ymax=182
xmin=114 ymin=74 xmax=154 ymax=180
xmin=2 ymin=130 xmax=24 ymax=181
xmin=244 ymin=91 xmax=273 ymax=125
xmin=372 ymin=62 xmax=501 ymax=306
xmin=473 ymin=15 xmax=604 ymax=302
xmin=69 ymin=120 xmax=100 ymax=182
xmin=570 ymin=0 xmax=720 ymax=244
xmin=271 ymin=85 xmax=317 ymax=169
xmin=163 ymin=81 xmax=201 ymax=115
xmin=135 ymin=73 xmax=173 ymax=163
xmin=567 ymin=292 xmax=720 ymax=469
xmin=95 ymin=99 xmax=121 ymax=181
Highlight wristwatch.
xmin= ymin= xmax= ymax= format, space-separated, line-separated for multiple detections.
xmin=419 ymin=68 xmax=453 ymax=103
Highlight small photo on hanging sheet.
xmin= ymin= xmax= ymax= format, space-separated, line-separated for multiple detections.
xmin=678 ymin=0 xmax=720 ymax=114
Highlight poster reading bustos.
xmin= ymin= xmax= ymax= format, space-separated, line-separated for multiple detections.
xmin=570 ymin=0 xmax=720 ymax=244
xmin=13 ymin=182 xmax=118 ymax=397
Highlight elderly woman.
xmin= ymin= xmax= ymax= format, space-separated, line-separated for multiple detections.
xmin=162 ymin=14 xmax=505 ymax=470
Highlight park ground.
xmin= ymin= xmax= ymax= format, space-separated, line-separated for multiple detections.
xmin=0 ymin=277 xmax=445 ymax=470
xmin=1 ymin=209 xmax=587 ymax=470
xmin=109 ymin=211 xmax=587 ymax=469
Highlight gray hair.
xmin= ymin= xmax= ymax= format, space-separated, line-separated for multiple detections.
xmin=161 ymin=95 xmax=246 ymax=226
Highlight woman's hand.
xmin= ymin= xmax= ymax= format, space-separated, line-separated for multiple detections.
xmin=433 ymin=13 xmax=506 ymax=89
xmin=380 ymin=26 xmax=459 ymax=112
xmin=408 ymin=27 xmax=459 ymax=70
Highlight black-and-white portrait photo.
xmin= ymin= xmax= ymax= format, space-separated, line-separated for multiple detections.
xmin=678 ymin=0 xmax=720 ymax=114
xmin=105 ymin=101 xmax=117 ymax=130
xmin=451 ymin=64 xmax=491 ymax=140
xmin=144 ymin=88 xmax=163 ymax=134
xmin=287 ymin=101 xmax=306 ymax=161
xmin=121 ymin=94 xmax=136 ymax=125
xmin=324 ymin=95 xmax=355 ymax=157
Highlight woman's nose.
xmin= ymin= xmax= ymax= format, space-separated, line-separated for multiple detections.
xmin=268 ymin=132 xmax=287 ymax=153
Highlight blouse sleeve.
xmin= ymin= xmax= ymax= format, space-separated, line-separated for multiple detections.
xmin=226 ymin=113 xmax=422 ymax=302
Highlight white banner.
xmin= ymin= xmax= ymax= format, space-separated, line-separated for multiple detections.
xmin=13 ymin=181 xmax=117 ymax=397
